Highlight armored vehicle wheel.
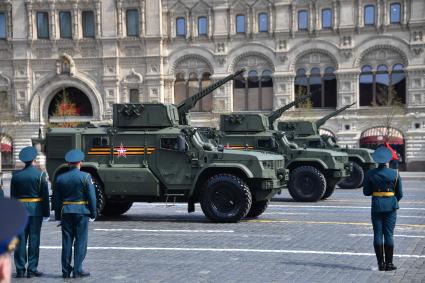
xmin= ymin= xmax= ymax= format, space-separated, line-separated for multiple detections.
xmin=288 ymin=166 xmax=326 ymax=202
xmin=338 ymin=162 xmax=364 ymax=189
xmin=246 ymin=200 xmax=269 ymax=218
xmin=92 ymin=175 xmax=106 ymax=216
xmin=102 ymin=202 xmax=133 ymax=216
xmin=200 ymin=174 xmax=252 ymax=223
xmin=321 ymin=184 xmax=336 ymax=200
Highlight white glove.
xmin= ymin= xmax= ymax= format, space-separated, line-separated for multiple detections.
xmin=43 ymin=217 xmax=50 ymax=222
xmin=89 ymin=218 xmax=95 ymax=222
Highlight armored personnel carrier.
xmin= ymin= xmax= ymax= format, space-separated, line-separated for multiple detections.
xmin=277 ymin=103 xmax=376 ymax=189
xmin=38 ymin=72 xmax=286 ymax=223
xmin=202 ymin=97 xmax=351 ymax=202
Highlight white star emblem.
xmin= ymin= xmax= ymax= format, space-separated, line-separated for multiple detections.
xmin=116 ymin=142 xmax=127 ymax=158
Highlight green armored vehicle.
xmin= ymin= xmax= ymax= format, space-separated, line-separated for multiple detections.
xmin=277 ymin=103 xmax=376 ymax=189
xmin=39 ymin=72 xmax=286 ymax=223
xmin=204 ymin=97 xmax=351 ymax=202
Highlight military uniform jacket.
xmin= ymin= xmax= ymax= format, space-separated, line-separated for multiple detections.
xmin=363 ymin=167 xmax=403 ymax=212
xmin=54 ymin=167 xmax=96 ymax=220
xmin=10 ymin=165 xmax=50 ymax=217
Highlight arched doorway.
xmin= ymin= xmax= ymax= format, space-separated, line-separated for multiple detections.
xmin=1 ymin=135 xmax=13 ymax=169
xmin=47 ymin=87 xmax=93 ymax=127
xmin=359 ymin=127 xmax=405 ymax=168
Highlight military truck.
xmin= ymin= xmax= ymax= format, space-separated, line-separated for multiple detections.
xmin=202 ymin=97 xmax=351 ymax=202
xmin=38 ymin=73 xmax=286 ymax=223
xmin=277 ymin=103 xmax=376 ymax=189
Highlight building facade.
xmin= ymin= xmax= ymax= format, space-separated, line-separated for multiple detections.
xmin=0 ymin=0 xmax=424 ymax=170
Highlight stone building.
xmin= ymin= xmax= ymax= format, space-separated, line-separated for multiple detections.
xmin=0 ymin=0 xmax=424 ymax=170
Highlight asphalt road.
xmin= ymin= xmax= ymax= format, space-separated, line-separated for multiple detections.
xmin=3 ymin=180 xmax=425 ymax=283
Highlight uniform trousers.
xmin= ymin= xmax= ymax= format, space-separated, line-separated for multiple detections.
xmin=61 ymin=214 xmax=89 ymax=274
xmin=371 ymin=210 xmax=397 ymax=246
xmin=14 ymin=216 xmax=43 ymax=273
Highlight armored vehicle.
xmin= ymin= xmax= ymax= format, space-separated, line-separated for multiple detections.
xmin=39 ymin=72 xmax=286 ymax=223
xmin=277 ymin=103 xmax=376 ymax=189
xmin=203 ymin=97 xmax=351 ymax=202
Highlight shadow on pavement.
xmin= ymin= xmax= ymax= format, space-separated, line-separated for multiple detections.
xmin=279 ymin=260 xmax=371 ymax=271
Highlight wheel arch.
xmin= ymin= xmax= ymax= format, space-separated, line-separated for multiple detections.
xmin=287 ymin=160 xmax=327 ymax=172
xmin=189 ymin=165 xmax=252 ymax=201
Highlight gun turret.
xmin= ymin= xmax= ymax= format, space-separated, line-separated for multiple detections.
xmin=267 ymin=94 xmax=312 ymax=130
xmin=177 ymin=69 xmax=245 ymax=125
xmin=315 ymin=102 xmax=356 ymax=128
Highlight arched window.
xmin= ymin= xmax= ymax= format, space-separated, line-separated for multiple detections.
xmin=294 ymin=67 xmax=337 ymax=108
xmin=364 ymin=5 xmax=375 ymax=25
xmin=376 ymin=65 xmax=389 ymax=105
xmin=324 ymin=67 xmax=337 ymax=108
xmin=233 ymin=69 xmax=273 ymax=111
xmin=176 ymin=17 xmax=186 ymax=37
xmin=322 ymin=8 xmax=332 ymax=29
xmin=390 ymin=3 xmax=401 ymax=24
xmin=173 ymin=72 xmax=212 ymax=112
xmin=359 ymin=64 xmax=406 ymax=106
xmin=198 ymin=16 xmax=207 ymax=35
xmin=298 ymin=10 xmax=308 ymax=30
xmin=360 ymin=65 xmax=373 ymax=106
xmin=258 ymin=13 xmax=268 ymax=32
xmin=391 ymin=64 xmax=406 ymax=104
xmin=236 ymin=14 xmax=245 ymax=33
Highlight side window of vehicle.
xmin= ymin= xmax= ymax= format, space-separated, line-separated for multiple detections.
xmin=258 ymin=139 xmax=272 ymax=148
xmin=161 ymin=137 xmax=179 ymax=150
xmin=92 ymin=137 xmax=109 ymax=147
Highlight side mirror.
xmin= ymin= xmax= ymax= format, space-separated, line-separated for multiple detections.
xmin=217 ymin=144 xmax=224 ymax=152
xmin=177 ymin=135 xmax=187 ymax=152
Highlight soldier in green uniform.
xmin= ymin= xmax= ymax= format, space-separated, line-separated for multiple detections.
xmin=363 ymin=146 xmax=403 ymax=271
xmin=53 ymin=149 xmax=96 ymax=278
xmin=0 ymin=198 xmax=28 ymax=283
xmin=10 ymin=146 xmax=50 ymax=278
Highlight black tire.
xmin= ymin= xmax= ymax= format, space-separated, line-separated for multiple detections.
xmin=321 ymin=184 xmax=336 ymax=200
xmin=91 ymin=175 xmax=106 ymax=216
xmin=288 ymin=166 xmax=327 ymax=202
xmin=246 ymin=200 xmax=269 ymax=218
xmin=200 ymin=174 xmax=252 ymax=223
xmin=102 ymin=202 xmax=133 ymax=216
xmin=338 ymin=162 xmax=365 ymax=189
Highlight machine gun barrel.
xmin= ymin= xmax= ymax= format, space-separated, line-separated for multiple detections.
xmin=177 ymin=69 xmax=245 ymax=124
xmin=267 ymin=94 xmax=311 ymax=129
xmin=315 ymin=102 xmax=356 ymax=128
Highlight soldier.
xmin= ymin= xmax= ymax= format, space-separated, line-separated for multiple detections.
xmin=363 ymin=146 xmax=403 ymax=271
xmin=0 ymin=198 xmax=28 ymax=283
xmin=53 ymin=149 xmax=96 ymax=278
xmin=10 ymin=146 xmax=50 ymax=278
xmin=0 ymin=174 xmax=4 ymax=199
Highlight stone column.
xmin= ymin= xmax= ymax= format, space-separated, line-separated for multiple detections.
xmin=268 ymin=4 xmax=273 ymax=33
xmin=332 ymin=0 xmax=338 ymax=30
xmin=49 ymin=3 xmax=56 ymax=39
xmin=25 ymin=2 xmax=33 ymax=40
xmin=6 ymin=4 xmax=12 ymax=40
xmin=95 ymin=0 xmax=102 ymax=38
xmin=116 ymin=0 xmax=123 ymax=38
xmin=140 ymin=1 xmax=145 ymax=37
xmin=209 ymin=74 xmax=232 ymax=113
xmin=72 ymin=3 xmax=78 ymax=39
xmin=335 ymin=69 xmax=359 ymax=108
xmin=163 ymin=78 xmax=175 ymax=104
xmin=246 ymin=7 xmax=251 ymax=35
xmin=185 ymin=11 xmax=189 ymax=39
xmin=228 ymin=8 xmax=234 ymax=35
xmin=272 ymin=72 xmax=295 ymax=110
xmin=358 ymin=0 xmax=363 ymax=28
xmin=208 ymin=8 xmax=212 ymax=38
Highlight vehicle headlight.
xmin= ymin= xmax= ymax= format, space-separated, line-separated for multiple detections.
xmin=262 ymin=160 xmax=273 ymax=169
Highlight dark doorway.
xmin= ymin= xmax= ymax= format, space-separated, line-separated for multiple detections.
xmin=48 ymin=87 xmax=93 ymax=118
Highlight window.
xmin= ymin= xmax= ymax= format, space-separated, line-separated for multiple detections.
xmin=37 ymin=12 xmax=49 ymax=39
xmin=390 ymin=3 xmax=401 ymax=24
xmin=258 ymin=13 xmax=268 ymax=32
xmin=298 ymin=10 xmax=308 ymax=30
xmin=126 ymin=9 xmax=139 ymax=37
xmin=294 ymin=67 xmax=337 ymax=108
xmin=322 ymin=9 xmax=332 ymax=29
xmin=59 ymin=11 xmax=72 ymax=39
xmin=129 ymin=89 xmax=139 ymax=103
xmin=359 ymin=64 xmax=406 ymax=106
xmin=176 ymin=17 xmax=186 ymax=37
xmin=198 ymin=16 xmax=207 ymax=35
xmin=82 ymin=11 xmax=95 ymax=38
xmin=236 ymin=14 xmax=245 ymax=33
xmin=0 ymin=13 xmax=6 ymax=39
xmin=233 ymin=69 xmax=273 ymax=111
xmin=92 ymin=137 xmax=109 ymax=147
xmin=364 ymin=5 xmax=375 ymax=25
xmin=161 ymin=138 xmax=179 ymax=150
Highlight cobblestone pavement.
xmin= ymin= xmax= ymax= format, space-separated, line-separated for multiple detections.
xmin=4 ymin=180 xmax=425 ymax=283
